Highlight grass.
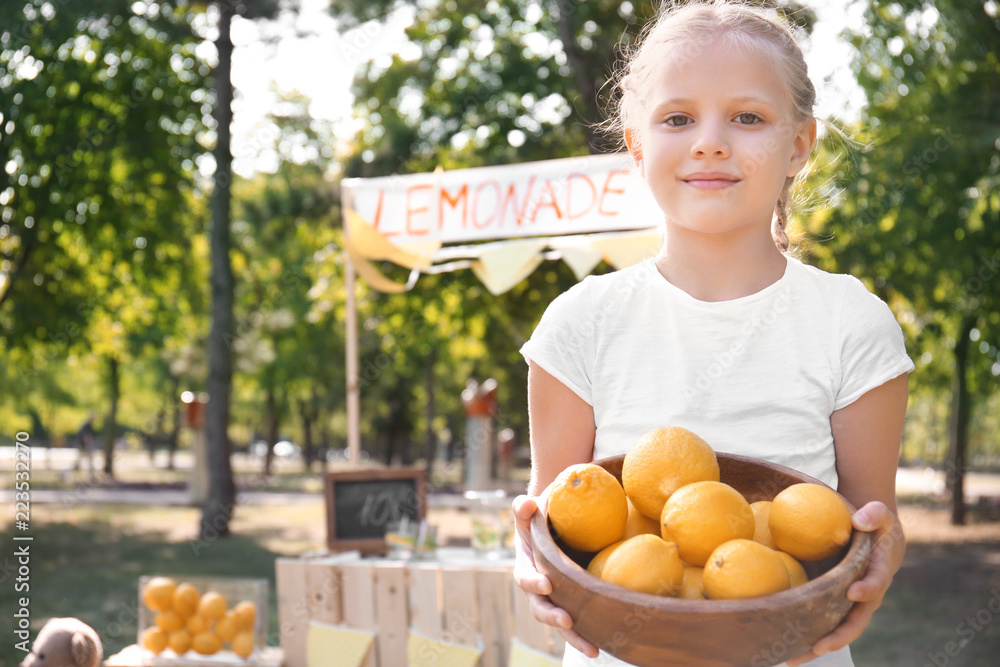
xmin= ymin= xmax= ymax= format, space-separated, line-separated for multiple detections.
xmin=1 ymin=459 xmax=999 ymax=666
xmin=0 ymin=503 xmax=325 ymax=666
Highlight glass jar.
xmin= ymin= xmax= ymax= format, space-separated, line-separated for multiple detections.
xmin=137 ymin=575 xmax=268 ymax=665
xmin=464 ymin=489 xmax=514 ymax=559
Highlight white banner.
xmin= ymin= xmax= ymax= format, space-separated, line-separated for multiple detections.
xmin=341 ymin=153 xmax=662 ymax=246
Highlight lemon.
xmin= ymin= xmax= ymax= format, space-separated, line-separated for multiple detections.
xmin=186 ymin=614 xmax=211 ymax=635
xmin=167 ymin=629 xmax=192 ymax=655
xmin=154 ymin=610 xmax=184 ymax=633
xmin=622 ymin=427 xmax=720 ymax=520
xmin=141 ymin=626 xmax=168 ymax=654
xmin=232 ymin=600 xmax=257 ymax=630
xmin=679 ymin=566 xmax=706 ymax=600
xmin=750 ymin=500 xmax=777 ymax=549
xmin=215 ymin=612 xmax=238 ymax=643
xmin=660 ymin=481 xmax=755 ymax=566
xmin=198 ymin=591 xmax=228 ymax=621
xmin=769 ymin=483 xmax=853 ymax=561
xmin=172 ymin=582 xmax=201 ymax=617
xmin=232 ymin=630 xmax=255 ymax=659
xmin=776 ymin=550 xmax=809 ymax=588
xmin=586 ymin=534 xmax=684 ymax=597
xmin=548 ymin=463 xmax=627 ymax=552
xmin=141 ymin=577 xmax=177 ymax=612
xmin=621 ymin=496 xmax=661 ymax=540
xmin=191 ymin=631 xmax=222 ymax=655
xmin=703 ymin=539 xmax=791 ymax=599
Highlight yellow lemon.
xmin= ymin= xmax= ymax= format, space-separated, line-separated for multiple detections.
xmin=191 ymin=631 xmax=222 ymax=656
xmin=621 ymin=496 xmax=661 ymax=540
xmin=548 ymin=463 xmax=627 ymax=553
xmin=186 ymin=614 xmax=211 ymax=635
xmin=141 ymin=626 xmax=168 ymax=654
xmin=769 ymin=483 xmax=853 ymax=561
xmin=622 ymin=427 xmax=720 ymax=520
xmin=167 ymin=629 xmax=192 ymax=655
xmin=172 ymin=582 xmax=201 ymax=617
xmin=750 ymin=501 xmax=777 ymax=549
xmin=660 ymin=481 xmax=755 ymax=566
xmin=154 ymin=610 xmax=185 ymax=633
xmin=232 ymin=600 xmax=257 ymax=630
xmin=231 ymin=630 xmax=255 ymax=659
xmin=703 ymin=539 xmax=791 ymax=600
xmin=198 ymin=591 xmax=228 ymax=621
xmin=679 ymin=566 xmax=706 ymax=600
xmin=586 ymin=534 xmax=684 ymax=597
xmin=141 ymin=577 xmax=177 ymax=612
xmin=214 ymin=612 xmax=238 ymax=643
xmin=776 ymin=551 xmax=809 ymax=588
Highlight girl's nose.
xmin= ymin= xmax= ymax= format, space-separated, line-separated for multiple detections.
xmin=690 ymin=120 xmax=730 ymax=159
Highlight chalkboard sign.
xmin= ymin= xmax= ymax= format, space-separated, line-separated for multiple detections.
xmin=323 ymin=468 xmax=426 ymax=555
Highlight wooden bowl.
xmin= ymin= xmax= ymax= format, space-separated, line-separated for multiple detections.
xmin=530 ymin=452 xmax=871 ymax=667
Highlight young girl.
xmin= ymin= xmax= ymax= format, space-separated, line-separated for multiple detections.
xmin=512 ymin=2 xmax=913 ymax=666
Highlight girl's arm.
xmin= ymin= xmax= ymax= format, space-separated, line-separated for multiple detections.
xmin=788 ymin=372 xmax=910 ymax=665
xmin=512 ymin=361 xmax=600 ymax=657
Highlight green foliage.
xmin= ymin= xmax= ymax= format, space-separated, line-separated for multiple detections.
xmin=802 ymin=0 xmax=1000 ymax=462
xmin=0 ymin=0 xmax=211 ymax=431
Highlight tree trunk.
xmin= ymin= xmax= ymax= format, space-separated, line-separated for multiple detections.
xmin=200 ymin=2 xmax=236 ymax=541
xmin=319 ymin=426 xmax=330 ymax=472
xmin=167 ymin=375 xmax=180 ymax=470
xmin=300 ymin=398 xmax=315 ymax=471
xmin=102 ymin=355 xmax=120 ymax=477
xmin=424 ymin=348 xmax=437 ymax=481
xmin=946 ymin=314 xmax=975 ymax=526
xmin=556 ymin=0 xmax=603 ymax=153
xmin=263 ymin=387 xmax=278 ymax=476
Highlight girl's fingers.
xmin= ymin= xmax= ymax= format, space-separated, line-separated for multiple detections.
xmin=528 ymin=593 xmax=599 ymax=658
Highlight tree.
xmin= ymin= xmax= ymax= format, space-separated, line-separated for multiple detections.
xmin=806 ymin=0 xmax=1000 ymax=523
xmin=1 ymin=0 xmax=211 ymax=466
xmin=199 ymin=0 xmax=285 ymax=540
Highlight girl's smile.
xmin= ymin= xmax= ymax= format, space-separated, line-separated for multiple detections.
xmin=682 ymin=171 xmax=742 ymax=190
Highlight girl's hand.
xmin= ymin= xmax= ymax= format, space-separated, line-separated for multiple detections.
xmin=512 ymin=494 xmax=599 ymax=658
xmin=786 ymin=501 xmax=900 ymax=666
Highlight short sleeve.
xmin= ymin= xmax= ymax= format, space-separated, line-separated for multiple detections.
xmin=834 ymin=279 xmax=915 ymax=410
xmin=519 ymin=280 xmax=595 ymax=405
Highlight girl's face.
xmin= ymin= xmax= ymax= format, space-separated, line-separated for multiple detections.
xmin=626 ymin=39 xmax=816 ymax=242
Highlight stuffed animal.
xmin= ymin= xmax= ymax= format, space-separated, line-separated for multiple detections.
xmin=20 ymin=618 xmax=103 ymax=667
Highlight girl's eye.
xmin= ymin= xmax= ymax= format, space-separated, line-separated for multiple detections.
xmin=664 ymin=115 xmax=692 ymax=127
xmin=736 ymin=112 xmax=762 ymax=125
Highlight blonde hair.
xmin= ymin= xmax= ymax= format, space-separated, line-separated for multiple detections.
xmin=608 ymin=0 xmax=817 ymax=252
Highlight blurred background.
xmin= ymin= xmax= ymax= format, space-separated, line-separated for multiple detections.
xmin=1 ymin=0 xmax=999 ymax=664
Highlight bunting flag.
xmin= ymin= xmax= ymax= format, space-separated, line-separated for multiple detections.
xmin=340 ymin=153 xmax=664 ymax=294
xmin=470 ymin=238 xmax=549 ymax=295
xmin=406 ymin=630 xmax=482 ymax=667
xmin=306 ymin=621 xmax=375 ymax=667
xmin=508 ymin=638 xmax=563 ymax=667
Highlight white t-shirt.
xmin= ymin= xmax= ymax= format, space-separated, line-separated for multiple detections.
xmin=520 ymin=255 xmax=914 ymax=667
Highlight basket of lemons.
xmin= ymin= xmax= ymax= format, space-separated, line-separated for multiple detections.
xmin=137 ymin=575 xmax=266 ymax=665
xmin=529 ymin=426 xmax=871 ymax=667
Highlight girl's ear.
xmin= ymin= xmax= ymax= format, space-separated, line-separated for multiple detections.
xmin=787 ymin=118 xmax=817 ymax=178
xmin=624 ymin=128 xmax=644 ymax=174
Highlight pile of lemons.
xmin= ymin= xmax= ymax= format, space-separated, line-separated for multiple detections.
xmin=547 ymin=426 xmax=854 ymax=600
xmin=139 ymin=577 xmax=257 ymax=659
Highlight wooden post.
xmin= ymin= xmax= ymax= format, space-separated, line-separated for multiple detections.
xmin=341 ymin=562 xmax=378 ymax=667
xmin=343 ymin=187 xmax=362 ymax=466
xmin=374 ymin=564 xmax=409 ymax=666
xmin=477 ymin=566 xmax=513 ymax=667
xmin=275 ymin=558 xmax=309 ymax=667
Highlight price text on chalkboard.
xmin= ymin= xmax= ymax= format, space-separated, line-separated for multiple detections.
xmin=323 ymin=468 xmax=426 ymax=555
